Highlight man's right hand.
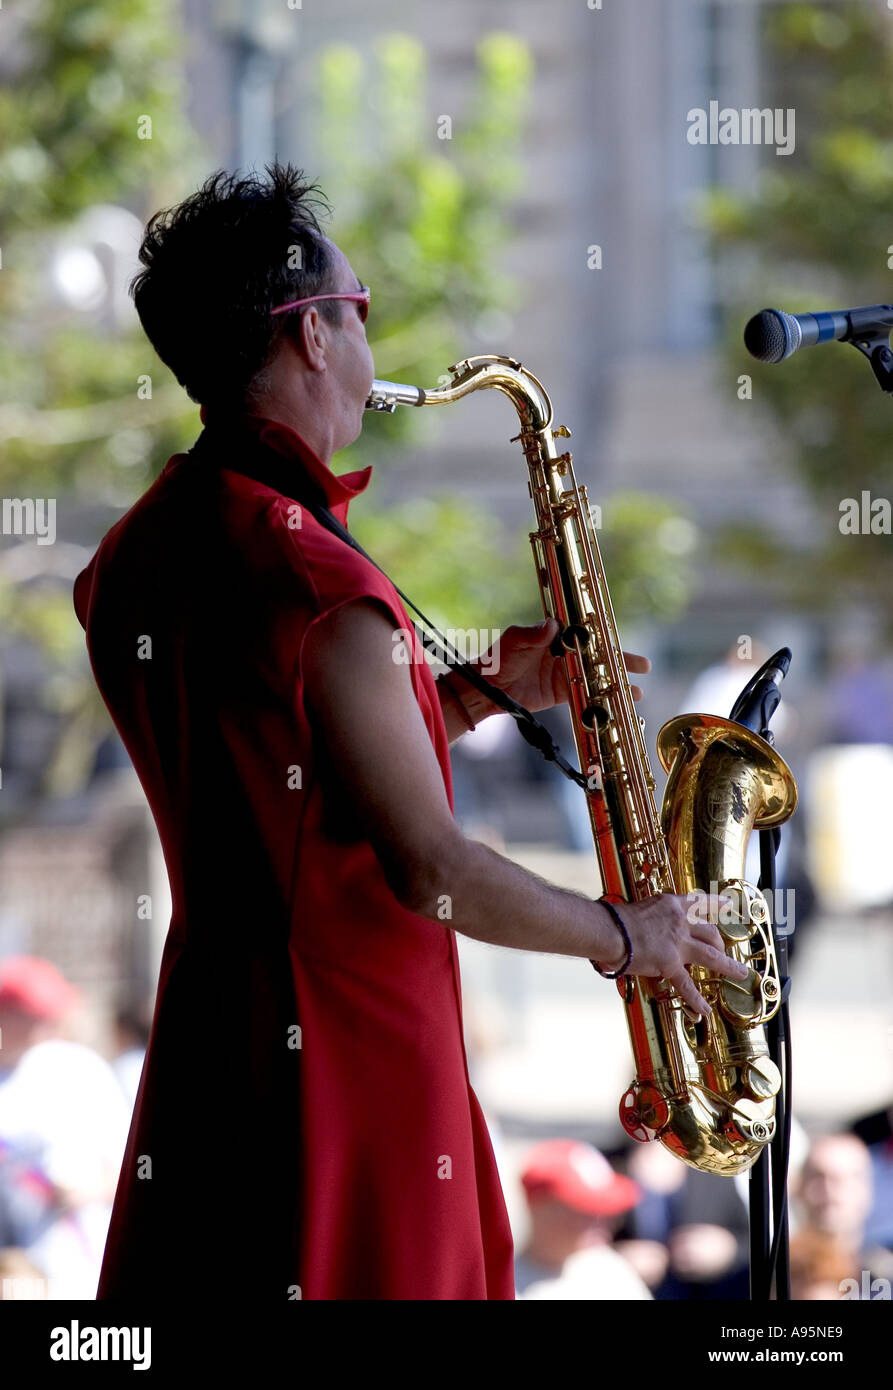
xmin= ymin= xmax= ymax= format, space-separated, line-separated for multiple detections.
xmin=596 ymin=891 xmax=749 ymax=1018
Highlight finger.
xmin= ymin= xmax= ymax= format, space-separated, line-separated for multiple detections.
xmin=519 ymin=619 xmax=559 ymax=645
xmin=688 ymin=918 xmax=726 ymax=953
xmin=622 ymin=651 xmax=651 ymax=674
xmin=669 ymin=968 xmax=712 ymax=1018
xmin=685 ymin=941 xmax=749 ymax=981
xmin=630 ymin=684 xmax=643 ymax=702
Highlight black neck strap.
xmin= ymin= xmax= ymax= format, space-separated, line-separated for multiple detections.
xmin=188 ymin=425 xmax=586 ymax=787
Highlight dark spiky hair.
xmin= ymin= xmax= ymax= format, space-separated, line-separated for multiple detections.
xmin=130 ymin=163 xmax=340 ymax=410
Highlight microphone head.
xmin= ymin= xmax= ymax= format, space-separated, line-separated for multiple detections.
xmin=743 ymin=309 xmax=800 ymax=364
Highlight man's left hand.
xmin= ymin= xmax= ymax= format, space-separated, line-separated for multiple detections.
xmin=470 ymin=617 xmax=651 ymax=717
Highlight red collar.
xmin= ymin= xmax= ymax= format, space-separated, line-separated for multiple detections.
xmin=197 ymin=406 xmax=373 ymax=520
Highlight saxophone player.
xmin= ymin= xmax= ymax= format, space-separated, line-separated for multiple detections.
xmin=74 ymin=164 xmax=749 ymax=1301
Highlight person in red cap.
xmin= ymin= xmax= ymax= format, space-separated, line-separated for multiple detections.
xmin=515 ymin=1138 xmax=652 ymax=1299
xmin=0 ymin=956 xmax=129 ymax=1298
xmin=0 ymin=957 xmax=81 ymax=1068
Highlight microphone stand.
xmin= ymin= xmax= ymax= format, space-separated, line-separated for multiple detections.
xmin=750 ymin=813 xmax=792 ymax=1301
xmin=727 ymin=651 xmax=795 ymax=1302
xmin=850 ymin=335 xmax=893 ymax=395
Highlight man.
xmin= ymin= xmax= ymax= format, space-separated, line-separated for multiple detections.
xmin=795 ymin=1133 xmax=893 ymax=1290
xmin=74 ymin=164 xmax=746 ymax=1301
xmin=514 ymin=1138 xmax=651 ymax=1299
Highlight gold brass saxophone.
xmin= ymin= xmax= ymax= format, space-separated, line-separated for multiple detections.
xmin=366 ymin=356 xmax=798 ymax=1176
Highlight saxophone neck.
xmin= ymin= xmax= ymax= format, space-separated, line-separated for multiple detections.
xmin=366 ymin=354 xmax=554 ymax=434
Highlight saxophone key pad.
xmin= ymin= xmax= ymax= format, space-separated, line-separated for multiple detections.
xmin=744 ymin=1056 xmax=782 ymax=1100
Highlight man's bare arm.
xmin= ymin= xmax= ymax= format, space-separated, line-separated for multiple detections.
xmin=301 ymin=600 xmax=749 ymax=1016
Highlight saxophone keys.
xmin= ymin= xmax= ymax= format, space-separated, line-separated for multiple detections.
xmin=713 ymin=880 xmax=760 ymax=942
xmin=735 ymin=1099 xmax=776 ymax=1145
xmin=719 ymin=969 xmax=762 ymax=1023
xmin=744 ymin=1055 xmax=782 ymax=1100
xmin=762 ymin=976 xmax=780 ymax=1003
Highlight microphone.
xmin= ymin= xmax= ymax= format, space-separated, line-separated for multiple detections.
xmin=729 ymin=648 xmax=792 ymax=738
xmin=743 ymin=303 xmax=893 ymax=364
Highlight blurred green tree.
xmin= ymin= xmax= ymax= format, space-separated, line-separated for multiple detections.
xmin=309 ymin=33 xmax=695 ymax=632
xmin=309 ymin=31 xmax=537 ymax=630
xmin=703 ymin=1 xmax=893 ymax=620
xmin=0 ymin=0 xmax=200 ymax=805
xmin=0 ymin=0 xmax=200 ymax=498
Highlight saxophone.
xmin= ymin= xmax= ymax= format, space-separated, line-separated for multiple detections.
xmin=366 ymin=356 xmax=798 ymax=1176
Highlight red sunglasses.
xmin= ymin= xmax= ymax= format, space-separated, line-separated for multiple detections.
xmin=271 ymin=287 xmax=371 ymax=323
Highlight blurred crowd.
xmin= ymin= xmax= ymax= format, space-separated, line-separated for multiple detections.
xmin=511 ymin=1124 xmax=893 ymax=1300
xmin=1 ymin=953 xmax=891 ymax=1300
xmin=0 ymin=641 xmax=889 ymax=1301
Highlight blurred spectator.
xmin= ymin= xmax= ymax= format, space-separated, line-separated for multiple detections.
xmin=110 ymin=1005 xmax=151 ymax=1111
xmin=0 ymin=956 xmax=130 ymax=1298
xmin=789 ymin=1230 xmax=858 ymax=1301
xmin=850 ymin=1101 xmax=893 ymax=1251
xmin=515 ymin=1138 xmax=651 ymax=1299
xmin=682 ymin=641 xmax=791 ymax=740
xmin=826 ymin=628 xmax=893 ymax=745
xmin=615 ymin=1141 xmax=749 ymax=1300
xmin=450 ymin=712 xmax=525 ymax=847
xmin=794 ymin=1133 xmax=893 ymax=1291
xmin=810 ymin=630 xmax=893 ymax=912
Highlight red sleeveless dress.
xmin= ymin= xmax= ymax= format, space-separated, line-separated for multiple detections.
xmin=74 ymin=414 xmax=514 ymax=1300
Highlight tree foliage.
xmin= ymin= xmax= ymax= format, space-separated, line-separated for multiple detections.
xmin=704 ymin=2 xmax=893 ymax=618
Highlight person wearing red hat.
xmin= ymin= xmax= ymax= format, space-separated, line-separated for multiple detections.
xmin=515 ymin=1139 xmax=652 ymax=1299
xmin=0 ymin=956 xmax=82 ymax=1068
xmin=0 ymin=956 xmax=129 ymax=1298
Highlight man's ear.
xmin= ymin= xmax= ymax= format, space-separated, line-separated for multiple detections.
xmin=296 ymin=305 xmax=329 ymax=372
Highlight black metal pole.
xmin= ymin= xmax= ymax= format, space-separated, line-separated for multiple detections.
xmin=749 ymin=1144 xmax=771 ymax=1300
xmin=755 ymin=817 xmax=792 ymax=1302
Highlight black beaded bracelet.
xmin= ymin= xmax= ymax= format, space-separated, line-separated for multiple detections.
xmin=592 ymin=898 xmax=633 ymax=979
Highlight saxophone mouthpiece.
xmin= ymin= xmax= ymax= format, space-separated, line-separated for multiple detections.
xmin=365 ymin=379 xmax=426 ymax=412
